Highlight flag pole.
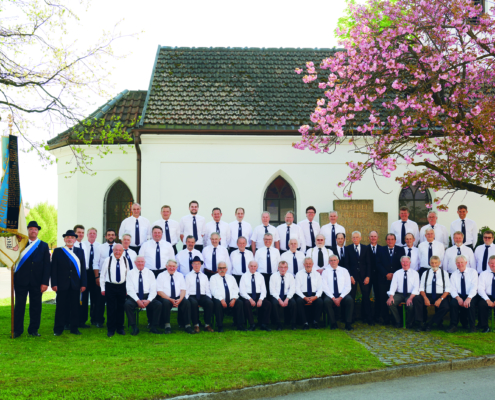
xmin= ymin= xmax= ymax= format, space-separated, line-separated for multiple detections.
xmin=11 ymin=266 xmax=14 ymax=338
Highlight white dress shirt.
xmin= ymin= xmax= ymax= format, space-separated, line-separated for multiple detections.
xmin=295 ymin=269 xmax=323 ymax=298
xmin=119 ymin=216 xmax=151 ymax=246
xmin=254 ymin=246 xmax=281 ymax=274
xmin=419 ymin=224 xmax=449 ymax=248
xmin=251 ymin=224 xmax=280 ymax=249
xmin=239 ymin=271 xmax=267 ymax=300
xmin=418 ymin=240 xmax=445 ymax=269
xmin=387 ymin=269 xmax=420 ymax=296
xmin=204 ymin=220 xmax=231 ymax=247
xmin=298 ymin=219 xmax=321 ymax=248
xmin=74 ymin=240 xmax=86 ymax=265
xmin=450 ymin=268 xmax=478 ymax=299
xmin=202 ymin=245 xmax=232 ymax=273
xmin=450 ymin=218 xmax=478 ymax=247
xmin=320 ymin=223 xmax=346 ymax=248
xmin=175 ymin=248 xmax=203 ymax=275
xmin=179 ymin=214 xmax=206 ymax=245
xmin=391 ymin=219 xmax=420 ymax=247
xmin=444 ymin=245 xmax=476 ymax=274
xmin=322 ymin=266 xmax=351 ymax=299
xmin=156 ymin=271 xmax=187 ymax=298
xmin=419 ymin=268 xmax=451 ymax=294
xmin=150 ymin=218 xmax=180 ymax=246
xmin=474 ymin=243 xmax=495 ymax=274
xmin=185 ymin=271 xmax=211 ymax=298
xmin=82 ymin=240 xmax=101 ymax=270
xmin=280 ymin=250 xmax=306 ymax=275
xmin=138 ymin=240 xmax=175 ymax=271
xmin=126 ymin=267 xmax=157 ymax=302
xmin=122 ymin=248 xmax=138 ymax=270
xmin=210 ymin=273 xmax=240 ymax=301
xmin=100 ymin=256 xmax=130 ymax=291
xmin=228 ymin=220 xmax=253 ymax=248
xmin=306 ymin=246 xmax=334 ymax=270
xmin=230 ymin=249 xmax=254 ymax=276
xmin=93 ymin=242 xmax=115 ymax=270
xmin=276 ymin=223 xmax=306 ymax=251
xmin=403 ymin=246 xmax=420 ymax=271
xmin=478 ymin=270 xmax=495 ymax=300
xmin=269 ymin=271 xmax=296 ymax=300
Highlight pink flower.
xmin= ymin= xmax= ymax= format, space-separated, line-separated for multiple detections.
xmin=295 ymin=68 xmax=303 ymax=75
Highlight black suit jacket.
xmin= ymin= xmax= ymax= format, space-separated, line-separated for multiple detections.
xmin=51 ymin=247 xmax=87 ymax=291
xmin=334 ymin=246 xmax=347 ymax=268
xmin=345 ymin=244 xmax=371 ymax=282
xmin=376 ymin=245 xmax=405 ymax=281
xmin=14 ymin=240 xmax=51 ymax=287
xmin=366 ymin=244 xmax=382 ymax=278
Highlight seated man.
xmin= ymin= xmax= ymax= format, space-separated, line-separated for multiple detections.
xmin=386 ymin=256 xmax=419 ymax=329
xmin=185 ymin=256 xmax=214 ymax=333
xmin=156 ymin=259 xmax=193 ymax=334
xmin=210 ymin=261 xmax=246 ymax=332
xmin=269 ymin=261 xmax=297 ymax=330
xmin=478 ymin=255 xmax=495 ymax=333
xmin=125 ymin=256 xmax=163 ymax=335
xmin=294 ymin=257 xmax=323 ymax=330
xmin=322 ymin=255 xmax=354 ymax=330
xmin=413 ymin=256 xmax=450 ymax=332
xmin=239 ymin=260 xmax=272 ymax=331
xmin=448 ymin=255 xmax=478 ymax=333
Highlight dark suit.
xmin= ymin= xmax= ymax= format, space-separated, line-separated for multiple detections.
xmin=13 ymin=240 xmax=51 ymax=335
xmin=345 ymin=244 xmax=372 ymax=323
xmin=51 ymin=247 xmax=87 ymax=333
xmin=376 ymin=245 xmax=405 ymax=323
xmin=366 ymin=244 xmax=382 ymax=322
xmin=334 ymin=246 xmax=347 ymax=268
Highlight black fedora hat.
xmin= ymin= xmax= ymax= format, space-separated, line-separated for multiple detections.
xmin=27 ymin=221 xmax=42 ymax=230
xmin=62 ymin=229 xmax=78 ymax=239
xmin=191 ymin=256 xmax=203 ymax=265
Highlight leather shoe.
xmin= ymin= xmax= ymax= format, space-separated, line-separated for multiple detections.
xmin=260 ymin=324 xmax=271 ymax=332
xmin=249 ymin=324 xmax=256 ymax=331
xmin=13 ymin=332 xmax=22 ymax=338
xmin=79 ymin=324 xmax=90 ymax=329
xmin=193 ymin=325 xmax=200 ymax=333
xmin=70 ymin=329 xmax=82 ymax=335
xmin=64 ymin=324 xmax=70 ymax=331
xmin=164 ymin=327 xmax=172 ymax=334
xmin=149 ymin=327 xmax=162 ymax=334
xmin=185 ymin=326 xmax=195 ymax=334
xmin=345 ymin=323 xmax=353 ymax=331
xmin=217 ymin=327 xmax=224 ymax=333
xmin=481 ymin=327 xmax=490 ymax=333
xmin=330 ymin=323 xmax=338 ymax=330
xmin=29 ymin=330 xmax=41 ymax=337
xmin=424 ymin=324 xmax=432 ymax=332
xmin=131 ymin=326 xmax=139 ymax=336
xmin=303 ymin=323 xmax=309 ymax=330
xmin=95 ymin=323 xmax=104 ymax=329
xmin=447 ymin=326 xmax=458 ymax=333
xmin=53 ymin=332 xmax=63 ymax=336
xmin=312 ymin=321 xmax=319 ymax=329
xmin=205 ymin=325 xmax=214 ymax=333
xmin=116 ymin=329 xmax=126 ymax=336
xmin=107 ymin=331 xmax=115 ymax=337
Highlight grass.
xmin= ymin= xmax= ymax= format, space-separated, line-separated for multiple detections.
xmin=433 ymin=329 xmax=495 ymax=356
xmin=0 ymin=301 xmax=384 ymax=400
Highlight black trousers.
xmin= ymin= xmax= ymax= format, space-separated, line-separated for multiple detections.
xmin=183 ymin=244 xmax=203 ymax=252
xmin=418 ymin=267 xmax=429 ymax=278
xmin=478 ymin=295 xmax=495 ymax=329
xmin=125 ymin=294 xmax=162 ymax=327
xmin=295 ymin=293 xmax=323 ymax=324
xmin=323 ymin=293 xmax=354 ymax=324
xmin=388 ymin=293 xmax=414 ymax=325
xmin=203 ymin=269 xmax=217 ymax=280
xmin=54 ymin=288 xmax=80 ymax=333
xmin=152 ymin=269 xmax=167 ymax=278
xmin=261 ymin=273 xmax=271 ymax=295
xmin=243 ymin=294 xmax=271 ymax=326
xmin=377 ymin=280 xmax=392 ymax=323
xmin=270 ymin=296 xmax=296 ymax=325
xmin=80 ymin=268 xmax=98 ymax=325
xmin=213 ymin=298 xmax=244 ymax=328
xmin=14 ymin=284 xmax=43 ymax=335
xmin=450 ymin=295 xmax=478 ymax=328
xmin=189 ymin=295 xmax=213 ymax=325
xmin=158 ymin=297 xmax=191 ymax=327
xmin=129 ymin=245 xmax=140 ymax=253
xmin=105 ymin=283 xmax=127 ymax=332
xmin=233 ymin=274 xmax=242 ymax=286
xmin=228 ymin=247 xmax=237 ymax=255
xmin=413 ymin=294 xmax=450 ymax=326
xmin=351 ymin=280 xmax=372 ymax=323
xmin=94 ymin=280 xmax=106 ymax=324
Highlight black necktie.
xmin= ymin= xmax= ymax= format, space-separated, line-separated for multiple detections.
xmin=432 ymin=271 xmax=437 ymax=300
xmin=79 ymin=242 xmax=83 ymax=249
xmin=165 ymin=221 xmax=171 ymax=243
xmin=89 ymin=244 xmax=94 ymax=270
xmin=264 ymin=226 xmax=268 ymax=234
xmin=116 ymin=259 xmax=121 ymax=283
xmin=267 ymin=249 xmax=272 ymax=274
xmin=170 ymin=273 xmax=176 ymax=299
xmin=109 ymin=244 xmax=113 ymax=257
xmin=482 ymin=245 xmax=490 ymax=271
xmin=125 ymin=249 xmax=133 ymax=270
xmin=461 ymin=220 xmax=466 ymax=243
xmin=156 ymin=242 xmax=161 ymax=270
xmin=309 ymin=221 xmax=315 ymax=247
xmin=195 ymin=273 xmax=201 ymax=300
xmin=240 ymin=251 xmax=246 ymax=273
xmin=460 ymin=271 xmax=466 ymax=297
xmin=238 ymin=222 xmax=242 ymax=238
xmin=340 ymin=247 xmax=344 ymax=260
xmin=286 ymin=226 xmax=290 ymax=250
xmin=251 ymin=274 xmax=257 ymax=300
xmin=403 ymin=270 xmax=408 ymax=294
xmin=280 ymin=276 xmax=286 ymax=301
xmin=491 ymin=273 xmax=495 ymax=299
xmin=188 ymin=251 xmax=193 ymax=271
xmin=401 ymin=221 xmax=406 ymax=245
xmin=457 ymin=247 xmax=461 ymax=256
xmin=293 ymin=253 xmax=299 ymax=274
xmin=428 ymin=243 xmax=432 ymax=266
xmin=216 ymin=222 xmax=221 ymax=245
xmin=355 ymin=245 xmax=359 ymax=255
xmin=408 ymin=248 xmax=412 ymax=258
xmin=138 ymin=271 xmax=144 ymax=300
xmin=307 ymin=273 xmax=313 ymax=296
xmin=318 ymin=248 xmax=324 ymax=267
xmin=372 ymin=246 xmax=376 ymax=254
xmin=331 ymin=225 xmax=336 ymax=247
xmin=193 ymin=216 xmax=198 ymax=240
xmin=333 ymin=269 xmax=339 ymax=298
xmin=223 ymin=276 xmax=230 ymax=304
xmin=212 ymin=248 xmax=217 ymax=272
xmin=389 ymin=248 xmax=393 ymax=257
xmin=135 ymin=219 xmax=140 ymax=245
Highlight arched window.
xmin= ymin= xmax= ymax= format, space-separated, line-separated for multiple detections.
xmin=104 ymin=180 xmax=134 ymax=237
xmin=398 ymin=184 xmax=432 ymax=228
xmin=263 ymin=176 xmax=296 ymax=227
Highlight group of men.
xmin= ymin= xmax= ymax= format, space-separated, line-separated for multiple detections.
xmin=12 ymin=201 xmax=495 ymax=338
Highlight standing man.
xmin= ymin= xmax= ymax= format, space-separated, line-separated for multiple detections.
xmin=298 ymin=206 xmax=320 ymax=252
xmin=404 ymin=233 xmax=421 ymax=271
xmin=180 ymin=200 xmax=206 ymax=251
xmin=294 ymin=258 xmax=324 ymax=330
xmin=139 ymin=226 xmax=175 ymax=278
xmin=230 ymin=236 xmax=254 ymax=285
xmin=202 ymin=232 xmax=232 ymax=279
xmin=185 ymin=256 xmax=214 ymax=333
xmin=474 ymin=230 xmax=495 ymax=274
xmin=281 ymin=238 xmax=305 ymax=276
xmin=366 ymin=230 xmax=382 ymax=325
xmin=13 ymin=221 xmax=50 ymax=338
xmin=334 ymin=233 xmax=347 ymax=267
xmin=269 ymin=261 xmax=297 ymax=330
xmin=119 ymin=203 xmax=150 ymax=253
xmin=254 ymin=233 xmax=281 ymax=293
xmin=228 ymin=208 xmax=252 ymax=255
xmin=276 ymin=211 xmax=306 ymax=254
xmin=306 ymin=234 xmax=333 ymax=274
xmin=73 ymin=225 xmax=86 ymax=252
xmin=444 ymin=231 xmax=476 ymax=275
xmin=151 ymin=205 xmax=180 ymax=255
xmin=175 ymin=235 xmax=203 ymax=276
xmin=391 ymin=207 xmax=419 ymax=247
xmin=251 ymin=211 xmax=280 ymax=253
xmin=204 ymin=208 xmax=231 ymax=248
xmin=419 ymin=211 xmax=449 ymax=249
xmin=477 ymin=256 xmax=495 ymax=333
xmin=51 ymin=229 xmax=87 ymax=336
xmin=73 ymin=225 xmax=89 ymax=329
xmin=450 ymin=205 xmax=478 ymax=249
xmin=320 ymin=211 xmax=345 ymax=251
xmin=81 ymin=227 xmax=100 ymax=328
xmin=121 ymin=234 xmax=138 ymax=270
xmin=418 ymin=228 xmax=445 ymax=276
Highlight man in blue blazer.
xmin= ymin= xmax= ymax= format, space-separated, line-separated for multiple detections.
xmin=51 ymin=229 xmax=87 ymax=336
xmin=365 ymin=231 xmax=382 ymax=325
xmin=13 ymin=221 xmax=51 ymax=338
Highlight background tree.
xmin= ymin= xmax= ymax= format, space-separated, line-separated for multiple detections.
xmin=294 ymin=0 xmax=495 ymax=209
xmin=26 ymin=202 xmax=57 ymax=248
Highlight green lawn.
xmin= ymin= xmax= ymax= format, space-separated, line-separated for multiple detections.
xmin=0 ymin=301 xmax=384 ymax=400
xmin=433 ymin=329 xmax=495 ymax=356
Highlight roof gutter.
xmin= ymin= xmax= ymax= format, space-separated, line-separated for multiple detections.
xmin=134 ymin=131 xmax=142 ymax=204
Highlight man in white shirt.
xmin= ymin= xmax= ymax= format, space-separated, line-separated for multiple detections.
xmin=185 ymin=256 xmax=214 ymax=333
xmin=403 ymin=233 xmax=420 ymax=271
xmin=450 ymin=205 xmax=478 ymax=249
xmin=413 ymin=256 xmax=450 ymax=332
xmin=295 ymin=257 xmax=323 ymax=330
xmin=125 ymin=256 xmax=163 ymax=335
xmin=228 ymin=207 xmax=253 ymax=255
xmin=386 ymin=256 xmax=419 ymax=329
xmin=477 ymin=256 xmax=495 ymax=333
xmin=204 ymin=207 xmax=231 ymax=248
xmin=320 ymin=211 xmax=345 ymax=251
xmin=251 ymin=211 xmax=280 ymax=253
xmin=139 ymin=226 xmax=175 ymax=278
xmin=418 ymin=228 xmax=445 ymax=275
xmin=322 ymin=255 xmax=354 ymax=330
xmin=176 ymin=235 xmax=203 ymax=276
xmin=121 ymin=234 xmax=137 ymax=270
xmin=81 ymin=227 xmax=101 ymax=328
xmin=230 ymin=236 xmax=254 ymax=285
xmin=254 ymin=233 xmax=281 ymax=293
xmin=210 ymin=261 xmax=245 ymax=332
xmin=419 ymin=211 xmax=449 ymax=249
xmin=276 ymin=211 xmax=306 ymax=254
xmin=100 ymin=244 xmax=130 ymax=337
xmin=444 ymin=231 xmax=476 ymax=274
xmin=118 ymin=203 xmax=150 ymax=253
xmin=202 ymin=232 xmax=232 ymax=279
xmin=474 ymin=230 xmax=495 ymax=274
xmin=151 ymin=205 xmax=180 ymax=255
xmin=269 ymin=261 xmax=296 ymax=330
xmin=281 ymin=238 xmax=305 ymax=276
xmin=447 ymin=255 xmax=479 ymax=333
xmin=391 ymin=206 xmax=419 ymax=247
xmin=156 ymin=259 xmax=194 ymax=334
xmin=306 ymin=234 xmax=334 ymax=274
xmin=298 ymin=206 xmax=320 ymax=252
xmin=180 ymin=200 xmax=206 ymax=251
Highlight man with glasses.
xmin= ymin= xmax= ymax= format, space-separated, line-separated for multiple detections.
xmin=306 ymin=234 xmax=333 ymax=275
xmin=474 ymin=230 xmax=495 ymax=274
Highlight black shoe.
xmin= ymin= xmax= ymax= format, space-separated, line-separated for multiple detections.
xmin=164 ymin=327 xmax=172 ymax=334
xmin=260 ymin=324 xmax=271 ymax=332
xmin=276 ymin=325 xmax=283 ymax=331
xmin=447 ymin=326 xmax=458 ymax=333
xmin=345 ymin=323 xmax=353 ymax=331
xmin=217 ymin=327 xmax=224 ymax=333
xmin=131 ymin=326 xmax=139 ymax=336
xmin=95 ymin=323 xmax=104 ymax=329
xmin=107 ymin=331 xmax=115 ymax=337
xmin=79 ymin=324 xmax=90 ymax=329
xmin=312 ymin=321 xmax=319 ymax=329
xmin=149 ymin=327 xmax=162 ymax=335
xmin=237 ymin=326 xmax=247 ymax=332
xmin=13 ymin=332 xmax=22 ymax=339
xmin=29 ymin=330 xmax=41 ymax=337
xmin=116 ymin=329 xmax=126 ymax=336
xmin=481 ymin=327 xmax=490 ymax=333
xmin=64 ymin=324 xmax=70 ymax=331
xmin=330 ymin=323 xmax=338 ymax=330
xmin=406 ymin=322 xmax=414 ymax=329
xmin=367 ymin=320 xmax=375 ymax=326
xmin=303 ymin=323 xmax=309 ymax=330
xmin=70 ymin=329 xmax=82 ymax=335
xmin=185 ymin=326 xmax=195 ymax=334
xmin=249 ymin=324 xmax=256 ymax=331
xmin=53 ymin=331 xmax=63 ymax=336
xmin=291 ymin=324 xmax=297 ymax=330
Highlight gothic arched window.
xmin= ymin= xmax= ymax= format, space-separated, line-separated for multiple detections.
xmin=104 ymin=180 xmax=134 ymax=236
xmin=263 ymin=176 xmax=296 ymax=227
xmin=398 ymin=184 xmax=432 ymax=228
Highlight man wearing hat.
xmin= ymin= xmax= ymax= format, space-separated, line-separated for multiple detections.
xmin=13 ymin=221 xmax=51 ymax=338
xmin=51 ymin=229 xmax=87 ymax=336
xmin=185 ymin=256 xmax=214 ymax=333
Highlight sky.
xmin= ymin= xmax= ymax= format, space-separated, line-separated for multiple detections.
xmin=10 ymin=0 xmax=349 ymax=209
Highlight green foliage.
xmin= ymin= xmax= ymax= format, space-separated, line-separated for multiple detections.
xmin=26 ymin=202 xmax=57 ymax=248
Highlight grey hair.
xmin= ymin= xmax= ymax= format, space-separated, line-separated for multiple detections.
xmin=329 ymin=210 xmax=338 ymax=217
xmin=400 ymin=256 xmax=411 ymax=263
xmin=455 ymin=255 xmax=467 ymax=263
xmin=352 ymin=231 xmax=361 ymax=237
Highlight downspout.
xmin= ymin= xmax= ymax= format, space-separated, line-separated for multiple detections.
xmin=134 ymin=131 xmax=141 ymax=204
